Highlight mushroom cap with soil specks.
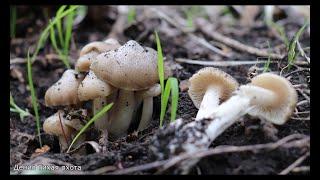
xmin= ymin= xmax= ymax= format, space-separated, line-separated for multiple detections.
xmin=45 ymin=70 xmax=83 ymax=107
xmin=188 ymin=67 xmax=239 ymax=109
xmin=240 ymin=73 xmax=298 ymax=125
xmin=78 ymin=71 xmax=116 ymax=101
xmin=76 ymin=39 xmax=121 ymax=72
xmin=90 ymin=40 xmax=162 ymax=91
xmin=43 ymin=110 xmax=73 ymax=138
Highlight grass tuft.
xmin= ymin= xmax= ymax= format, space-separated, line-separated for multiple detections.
xmin=31 ymin=5 xmax=79 ymax=64
xmin=155 ymin=31 xmax=180 ymax=127
xmin=287 ymin=21 xmax=309 ymax=70
xmin=27 ymin=49 xmax=42 ymax=147
xmin=10 ymin=92 xmax=31 ymax=121
xmin=67 ymin=103 xmax=114 ymax=153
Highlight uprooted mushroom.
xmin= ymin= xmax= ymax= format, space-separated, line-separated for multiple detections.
xmin=150 ymin=72 xmax=297 ymax=174
xmin=91 ymin=40 xmax=171 ymax=139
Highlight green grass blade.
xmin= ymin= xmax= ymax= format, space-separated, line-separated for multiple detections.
xmin=287 ymin=21 xmax=309 ymax=70
xmin=127 ymin=6 xmax=136 ymax=24
xmin=66 ymin=103 xmax=114 ymax=153
xmin=49 ymin=21 xmax=70 ymax=68
xmin=31 ymin=5 xmax=79 ymax=63
xmin=160 ymin=79 xmax=171 ymax=127
xmin=27 ymin=50 xmax=42 ymax=147
xmin=64 ymin=6 xmax=75 ymax=56
xmin=169 ymin=78 xmax=179 ymax=122
xmin=56 ymin=5 xmax=67 ymax=47
xmin=155 ymin=31 xmax=165 ymax=93
xmin=10 ymin=6 xmax=16 ymax=38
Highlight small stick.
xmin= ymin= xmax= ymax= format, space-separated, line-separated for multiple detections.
xmin=279 ymin=151 xmax=310 ymax=175
xmin=195 ymin=19 xmax=284 ymax=60
xmin=150 ymin=8 xmax=230 ymax=58
xmin=175 ymin=58 xmax=275 ymax=66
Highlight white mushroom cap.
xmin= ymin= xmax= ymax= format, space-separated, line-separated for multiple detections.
xmin=76 ymin=39 xmax=121 ymax=72
xmin=188 ymin=67 xmax=239 ymax=109
xmin=240 ymin=73 xmax=298 ymax=125
xmin=90 ymin=40 xmax=162 ymax=91
xmin=45 ymin=70 xmax=83 ymax=107
xmin=78 ymin=71 xmax=116 ymax=101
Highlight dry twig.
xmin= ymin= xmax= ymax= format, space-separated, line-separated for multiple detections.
xmin=279 ymin=151 xmax=310 ymax=175
xmin=175 ymin=58 xmax=275 ymax=66
xmin=195 ymin=18 xmax=285 ymax=59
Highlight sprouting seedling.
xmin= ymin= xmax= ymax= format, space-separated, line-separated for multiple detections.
xmin=67 ymin=103 xmax=113 ymax=153
xmin=30 ymin=5 xmax=79 ymax=64
xmin=263 ymin=41 xmax=272 ymax=73
xmin=10 ymin=92 xmax=31 ymax=121
xmin=287 ymin=21 xmax=309 ymax=70
xmin=27 ymin=49 xmax=42 ymax=147
xmin=10 ymin=6 xmax=16 ymax=38
xmin=155 ymin=31 xmax=179 ymax=127
xmin=127 ymin=6 xmax=136 ymax=24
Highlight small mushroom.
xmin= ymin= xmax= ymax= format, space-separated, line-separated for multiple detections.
xmin=188 ymin=67 xmax=239 ymax=120
xmin=78 ymin=70 xmax=116 ymax=130
xmin=206 ymin=73 xmax=298 ymax=141
xmin=76 ymin=39 xmax=121 ymax=72
xmin=45 ymin=69 xmax=84 ymax=107
xmin=43 ymin=110 xmax=86 ymax=152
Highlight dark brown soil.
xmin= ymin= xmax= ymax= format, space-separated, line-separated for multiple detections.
xmin=10 ymin=5 xmax=310 ymax=175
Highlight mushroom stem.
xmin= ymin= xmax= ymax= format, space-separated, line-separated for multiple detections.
xmin=195 ymin=86 xmax=221 ymax=120
xmin=137 ymin=97 xmax=153 ymax=131
xmin=58 ymin=136 xmax=70 ymax=152
xmin=93 ymin=97 xmax=109 ymax=131
xmin=108 ymin=90 xmax=135 ymax=139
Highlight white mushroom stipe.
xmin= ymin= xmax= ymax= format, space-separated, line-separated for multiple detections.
xmin=93 ymin=97 xmax=109 ymax=131
xmin=195 ymin=86 xmax=221 ymax=120
xmin=137 ymin=97 xmax=153 ymax=131
xmin=107 ymin=90 xmax=136 ymax=139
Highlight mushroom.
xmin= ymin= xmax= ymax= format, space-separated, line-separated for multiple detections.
xmin=188 ymin=67 xmax=239 ymax=120
xmin=45 ymin=69 xmax=84 ymax=107
xmin=90 ymin=40 xmax=168 ymax=138
xmin=75 ymin=38 xmax=121 ymax=72
xmin=43 ymin=110 xmax=86 ymax=152
xmin=205 ymin=72 xmax=298 ymax=141
xmin=135 ymin=83 xmax=161 ymax=131
xmin=77 ymin=70 xmax=116 ymax=131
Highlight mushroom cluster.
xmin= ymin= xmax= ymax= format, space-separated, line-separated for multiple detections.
xmin=43 ymin=39 xmax=169 ymax=151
